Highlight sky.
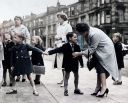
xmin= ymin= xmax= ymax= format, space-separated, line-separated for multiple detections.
xmin=0 ymin=0 xmax=78 ymax=23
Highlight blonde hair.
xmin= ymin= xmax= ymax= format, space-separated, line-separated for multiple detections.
xmin=112 ymin=32 xmax=122 ymax=42
xmin=32 ymin=36 xmax=43 ymax=46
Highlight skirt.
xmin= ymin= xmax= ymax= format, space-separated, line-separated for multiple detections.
xmin=95 ymin=61 xmax=110 ymax=78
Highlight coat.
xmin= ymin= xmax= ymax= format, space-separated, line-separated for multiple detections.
xmin=54 ymin=21 xmax=73 ymax=69
xmin=11 ymin=43 xmax=43 ymax=76
xmin=31 ymin=44 xmax=44 ymax=66
xmin=82 ymin=27 xmax=118 ymax=80
xmin=2 ymin=42 xmax=14 ymax=69
xmin=49 ymin=43 xmax=83 ymax=72
xmin=114 ymin=42 xmax=124 ymax=69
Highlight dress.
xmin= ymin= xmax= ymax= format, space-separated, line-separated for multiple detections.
xmin=11 ymin=44 xmax=43 ymax=76
xmin=54 ymin=21 xmax=72 ymax=69
xmin=0 ymin=42 xmax=4 ymax=83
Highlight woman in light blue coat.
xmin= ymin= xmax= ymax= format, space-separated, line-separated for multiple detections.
xmin=73 ymin=23 xmax=118 ymax=98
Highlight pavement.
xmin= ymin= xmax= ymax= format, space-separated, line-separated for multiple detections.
xmin=0 ymin=55 xmax=128 ymax=103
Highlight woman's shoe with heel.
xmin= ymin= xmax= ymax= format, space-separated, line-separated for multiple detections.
xmin=96 ymin=88 xmax=109 ymax=98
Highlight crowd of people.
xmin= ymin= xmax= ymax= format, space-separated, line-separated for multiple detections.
xmin=0 ymin=13 xmax=126 ymax=98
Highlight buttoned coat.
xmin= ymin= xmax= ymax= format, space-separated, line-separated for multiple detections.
xmin=11 ymin=44 xmax=43 ymax=76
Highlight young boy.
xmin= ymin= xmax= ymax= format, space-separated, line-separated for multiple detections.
xmin=46 ymin=32 xmax=84 ymax=96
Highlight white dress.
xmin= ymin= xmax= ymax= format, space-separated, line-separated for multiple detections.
xmin=54 ymin=21 xmax=72 ymax=69
xmin=0 ymin=42 xmax=4 ymax=83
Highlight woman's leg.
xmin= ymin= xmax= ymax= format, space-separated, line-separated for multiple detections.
xmin=27 ymin=73 xmax=39 ymax=96
xmin=94 ymin=74 xmax=101 ymax=93
xmin=118 ymin=69 xmax=122 ymax=82
xmin=99 ymin=73 xmax=107 ymax=94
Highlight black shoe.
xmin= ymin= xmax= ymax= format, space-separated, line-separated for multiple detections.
xmin=6 ymin=90 xmax=17 ymax=94
xmin=96 ymin=88 xmax=109 ymax=98
xmin=22 ymin=79 xmax=26 ymax=82
xmin=113 ymin=81 xmax=122 ymax=85
xmin=64 ymin=90 xmax=69 ymax=96
xmin=9 ymin=83 xmax=13 ymax=87
xmin=74 ymin=89 xmax=83 ymax=95
xmin=91 ymin=87 xmax=101 ymax=96
xmin=16 ymin=77 xmax=20 ymax=82
xmin=34 ymin=80 xmax=40 ymax=85
xmin=2 ymin=82 xmax=7 ymax=87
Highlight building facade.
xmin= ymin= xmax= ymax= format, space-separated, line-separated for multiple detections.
xmin=0 ymin=0 xmax=128 ymax=48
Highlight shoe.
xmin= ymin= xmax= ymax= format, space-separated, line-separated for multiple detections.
xmin=6 ymin=89 xmax=17 ymax=94
xmin=34 ymin=80 xmax=40 ymax=85
xmin=9 ymin=83 xmax=13 ymax=87
xmin=57 ymin=80 xmax=63 ymax=84
xmin=64 ymin=90 xmax=69 ymax=96
xmin=96 ymin=88 xmax=109 ymax=98
xmin=33 ymin=91 xmax=39 ymax=96
xmin=60 ymin=82 xmax=64 ymax=87
xmin=91 ymin=87 xmax=101 ymax=96
xmin=113 ymin=81 xmax=122 ymax=85
xmin=74 ymin=89 xmax=84 ymax=95
xmin=16 ymin=76 xmax=20 ymax=82
xmin=2 ymin=82 xmax=7 ymax=87
xmin=22 ymin=79 xmax=26 ymax=82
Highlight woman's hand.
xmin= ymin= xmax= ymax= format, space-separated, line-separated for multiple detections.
xmin=72 ymin=52 xmax=82 ymax=58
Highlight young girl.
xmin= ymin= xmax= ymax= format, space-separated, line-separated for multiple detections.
xmin=0 ymin=34 xmax=4 ymax=88
xmin=112 ymin=32 xmax=124 ymax=85
xmin=45 ymin=32 xmax=83 ymax=96
xmin=31 ymin=36 xmax=45 ymax=84
xmin=6 ymin=33 xmax=43 ymax=96
xmin=2 ymin=33 xmax=14 ymax=86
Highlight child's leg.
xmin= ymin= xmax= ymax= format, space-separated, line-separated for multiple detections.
xmin=27 ymin=73 xmax=39 ymax=96
xmin=73 ymin=71 xmax=79 ymax=90
xmin=64 ymin=71 xmax=70 ymax=91
xmin=34 ymin=75 xmax=41 ymax=84
xmin=2 ymin=68 xmax=7 ymax=86
xmin=6 ymin=75 xmax=17 ymax=94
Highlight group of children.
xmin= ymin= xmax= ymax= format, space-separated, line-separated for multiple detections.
xmin=0 ymin=32 xmax=45 ymax=96
xmin=0 ymin=31 xmax=125 ymax=97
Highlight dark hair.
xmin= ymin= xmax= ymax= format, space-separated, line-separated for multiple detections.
xmin=76 ymin=23 xmax=90 ymax=33
xmin=14 ymin=16 xmax=23 ymax=24
xmin=66 ymin=32 xmax=74 ymax=41
xmin=57 ymin=14 xmax=67 ymax=21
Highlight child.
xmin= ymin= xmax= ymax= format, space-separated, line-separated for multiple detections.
xmin=31 ymin=36 xmax=45 ymax=84
xmin=45 ymin=32 xmax=84 ymax=96
xmin=6 ymin=33 xmax=43 ymax=96
xmin=112 ymin=32 xmax=124 ymax=85
xmin=0 ymin=34 xmax=4 ymax=88
xmin=2 ymin=33 xmax=14 ymax=86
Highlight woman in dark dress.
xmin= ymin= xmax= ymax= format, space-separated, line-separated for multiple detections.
xmin=31 ymin=36 xmax=45 ymax=84
xmin=112 ymin=33 xmax=124 ymax=85
xmin=6 ymin=33 xmax=43 ymax=96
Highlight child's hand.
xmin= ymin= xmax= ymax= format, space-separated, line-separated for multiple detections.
xmin=43 ymin=51 xmax=49 ymax=55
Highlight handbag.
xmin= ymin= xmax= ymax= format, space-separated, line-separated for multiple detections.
xmin=87 ymin=50 xmax=97 ymax=71
xmin=33 ymin=65 xmax=45 ymax=75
